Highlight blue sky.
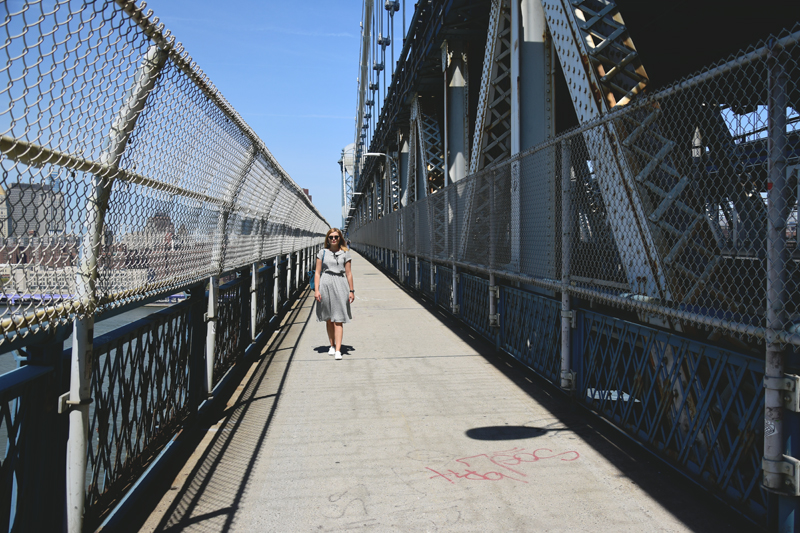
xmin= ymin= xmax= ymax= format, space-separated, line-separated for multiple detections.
xmin=144 ymin=0 xmax=366 ymax=227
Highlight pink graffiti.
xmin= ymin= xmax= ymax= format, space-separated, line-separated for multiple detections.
xmin=427 ymin=447 xmax=580 ymax=484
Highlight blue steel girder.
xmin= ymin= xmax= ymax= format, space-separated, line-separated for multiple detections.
xmin=578 ymin=310 xmax=766 ymax=518
xmin=543 ymin=0 xmax=669 ymax=300
xmin=460 ymin=272 xmax=492 ymax=338
xmin=500 ymin=286 xmax=561 ymax=382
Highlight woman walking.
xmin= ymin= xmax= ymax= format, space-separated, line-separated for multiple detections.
xmin=314 ymin=228 xmax=354 ymax=360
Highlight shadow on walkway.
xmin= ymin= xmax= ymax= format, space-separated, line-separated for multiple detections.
xmin=124 ymin=295 xmax=315 ymax=532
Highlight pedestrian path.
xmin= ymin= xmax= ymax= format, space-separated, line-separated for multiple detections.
xmin=141 ymin=251 xmax=748 ymax=532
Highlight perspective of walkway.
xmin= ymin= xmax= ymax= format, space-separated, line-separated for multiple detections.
xmin=135 ymin=252 xmax=749 ymax=532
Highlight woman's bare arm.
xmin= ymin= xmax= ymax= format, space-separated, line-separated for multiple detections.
xmin=345 ymin=261 xmax=354 ymax=304
xmin=314 ymin=258 xmax=322 ymax=302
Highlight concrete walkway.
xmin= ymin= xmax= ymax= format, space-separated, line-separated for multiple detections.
xmin=142 ymin=251 xmax=748 ymax=532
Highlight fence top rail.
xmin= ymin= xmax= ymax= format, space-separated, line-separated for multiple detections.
xmin=0 ymin=365 xmax=52 ymax=401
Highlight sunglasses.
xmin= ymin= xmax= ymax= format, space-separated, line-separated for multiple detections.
xmin=328 ymin=235 xmax=340 ymax=240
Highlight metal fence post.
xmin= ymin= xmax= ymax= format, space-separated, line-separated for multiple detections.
xmin=23 ymin=336 xmax=68 ymax=531
xmin=67 ymin=45 xmax=166 ymax=533
xmin=560 ymin=139 xmax=575 ymax=391
xmin=273 ymin=256 xmax=280 ymax=316
xmin=489 ymin=273 xmax=499 ymax=344
xmin=240 ymin=268 xmax=251 ymax=357
xmin=452 ymin=264 xmax=459 ymax=314
xmin=431 ymin=262 xmax=436 ymax=298
xmin=251 ymin=262 xmax=259 ymax=342
xmin=296 ymin=250 xmax=301 ymax=288
xmin=433 ymin=265 xmax=438 ymax=304
xmin=205 ymin=275 xmax=219 ymax=395
xmin=763 ymin=41 xmax=798 ymax=528
xmin=284 ymin=253 xmax=290 ymax=295
xmin=187 ymin=282 xmax=207 ymax=414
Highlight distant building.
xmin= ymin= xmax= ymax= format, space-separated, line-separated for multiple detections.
xmin=6 ymin=181 xmax=65 ymax=238
xmin=303 ymin=188 xmax=312 ymax=203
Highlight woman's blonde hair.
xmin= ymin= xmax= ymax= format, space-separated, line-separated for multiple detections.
xmin=324 ymin=228 xmax=348 ymax=251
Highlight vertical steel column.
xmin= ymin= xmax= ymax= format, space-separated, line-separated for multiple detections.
xmin=295 ymin=250 xmax=300 ymax=290
xmin=286 ymin=253 xmax=292 ymax=296
xmin=489 ymin=273 xmax=499 ymax=344
xmin=763 ymin=42 xmax=798 ymax=527
xmin=251 ymin=262 xmax=258 ymax=342
xmin=205 ymin=275 xmax=219 ymax=394
xmin=240 ymin=267 xmax=251 ymax=356
xmin=273 ymin=256 xmax=280 ymax=315
xmin=489 ymin=168 xmax=499 ymax=335
xmin=560 ymin=139 xmax=574 ymax=390
xmin=25 ymin=336 xmax=67 ymax=531
xmin=443 ymin=40 xmax=468 ymax=186
xmin=67 ymin=45 xmax=166 ymax=533
xmin=452 ymin=265 xmax=459 ymax=314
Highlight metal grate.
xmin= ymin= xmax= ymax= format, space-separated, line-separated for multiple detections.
xmin=255 ymin=264 xmax=275 ymax=332
xmin=578 ymin=309 xmax=767 ymax=519
xmin=214 ymin=278 xmax=244 ymax=385
xmin=0 ymin=365 xmax=52 ymax=532
xmin=87 ymin=301 xmax=192 ymax=527
xmin=460 ymin=272 xmax=491 ymax=338
xmin=500 ymin=286 xmax=561 ymax=382
xmin=435 ymin=265 xmax=453 ymax=311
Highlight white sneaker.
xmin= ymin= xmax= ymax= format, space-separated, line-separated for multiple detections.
xmin=334 ymin=351 xmax=342 ymax=360
xmin=328 ymin=346 xmax=336 ymax=356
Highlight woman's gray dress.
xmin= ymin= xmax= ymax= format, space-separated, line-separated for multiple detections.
xmin=316 ymin=248 xmax=352 ymax=323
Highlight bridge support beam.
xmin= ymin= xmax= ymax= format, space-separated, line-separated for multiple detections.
xmin=443 ymin=41 xmax=467 ymax=186
xmin=511 ymin=0 xmax=555 ymax=275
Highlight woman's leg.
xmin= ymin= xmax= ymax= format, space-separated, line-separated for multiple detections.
xmin=334 ymin=322 xmax=343 ymax=352
xmin=326 ymin=320 xmax=335 ymax=347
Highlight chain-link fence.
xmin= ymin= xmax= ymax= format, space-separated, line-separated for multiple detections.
xmin=0 ymin=0 xmax=328 ymax=346
xmin=351 ymin=24 xmax=800 ymax=348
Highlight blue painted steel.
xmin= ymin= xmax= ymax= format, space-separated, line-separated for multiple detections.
xmin=577 ymin=309 xmax=766 ymax=522
xmin=0 ymin=365 xmax=54 ymax=531
xmin=420 ymin=261 xmax=432 ymax=296
xmin=460 ymin=273 xmax=492 ymax=339
xmin=500 ymin=286 xmax=561 ymax=382
xmin=87 ymin=300 xmax=194 ymax=527
xmin=408 ymin=258 xmax=416 ymax=288
xmin=257 ymin=264 xmax=276 ymax=331
xmin=215 ymin=278 xmax=244 ymax=383
xmin=436 ymin=266 xmax=453 ymax=312
xmin=278 ymin=258 xmax=288 ymax=304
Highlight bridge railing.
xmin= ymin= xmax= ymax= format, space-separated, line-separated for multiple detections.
xmin=350 ymin=25 xmax=800 ymax=527
xmin=0 ymin=1 xmax=328 ymax=531
xmin=352 ymin=24 xmax=800 ymax=347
